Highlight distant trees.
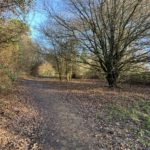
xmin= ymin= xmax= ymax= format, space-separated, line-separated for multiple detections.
xmin=40 ymin=25 xmax=78 ymax=81
xmin=43 ymin=0 xmax=150 ymax=87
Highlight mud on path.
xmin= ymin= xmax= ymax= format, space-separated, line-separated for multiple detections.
xmin=22 ymin=78 xmax=100 ymax=150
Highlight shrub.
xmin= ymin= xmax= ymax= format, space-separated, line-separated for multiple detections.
xmin=0 ymin=69 xmax=13 ymax=92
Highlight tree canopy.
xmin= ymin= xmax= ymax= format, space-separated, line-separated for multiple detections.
xmin=41 ymin=0 xmax=150 ymax=86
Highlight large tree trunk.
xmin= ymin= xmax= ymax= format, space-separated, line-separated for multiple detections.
xmin=106 ymin=70 xmax=118 ymax=87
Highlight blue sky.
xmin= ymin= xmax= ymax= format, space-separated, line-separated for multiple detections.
xmin=28 ymin=0 xmax=64 ymax=42
xmin=28 ymin=0 xmax=46 ymax=41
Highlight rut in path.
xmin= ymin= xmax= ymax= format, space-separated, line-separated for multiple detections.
xmin=23 ymin=78 xmax=99 ymax=150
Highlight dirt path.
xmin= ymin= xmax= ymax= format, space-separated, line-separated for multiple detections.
xmin=1 ymin=78 xmax=149 ymax=149
xmin=22 ymin=78 xmax=99 ymax=150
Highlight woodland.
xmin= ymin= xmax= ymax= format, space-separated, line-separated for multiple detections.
xmin=0 ymin=0 xmax=150 ymax=149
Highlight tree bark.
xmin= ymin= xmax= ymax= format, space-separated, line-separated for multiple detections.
xmin=106 ymin=71 xmax=118 ymax=87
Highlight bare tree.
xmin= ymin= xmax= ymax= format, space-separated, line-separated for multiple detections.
xmin=44 ymin=0 xmax=150 ymax=87
xmin=41 ymin=26 xmax=65 ymax=80
xmin=40 ymin=23 xmax=78 ymax=81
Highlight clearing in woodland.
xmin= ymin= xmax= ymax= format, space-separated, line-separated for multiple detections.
xmin=1 ymin=78 xmax=150 ymax=149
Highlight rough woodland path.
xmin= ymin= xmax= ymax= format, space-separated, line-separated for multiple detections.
xmin=16 ymin=78 xmax=150 ymax=150
xmin=22 ymin=78 xmax=99 ymax=150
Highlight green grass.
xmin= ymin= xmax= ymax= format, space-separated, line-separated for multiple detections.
xmin=110 ymin=100 xmax=150 ymax=147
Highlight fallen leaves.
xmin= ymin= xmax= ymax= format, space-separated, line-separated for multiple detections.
xmin=1 ymin=78 xmax=150 ymax=149
xmin=0 ymin=86 xmax=43 ymax=150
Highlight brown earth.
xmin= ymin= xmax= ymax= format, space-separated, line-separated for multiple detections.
xmin=1 ymin=78 xmax=150 ymax=150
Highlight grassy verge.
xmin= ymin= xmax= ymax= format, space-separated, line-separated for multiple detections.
xmin=109 ymin=100 xmax=150 ymax=147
